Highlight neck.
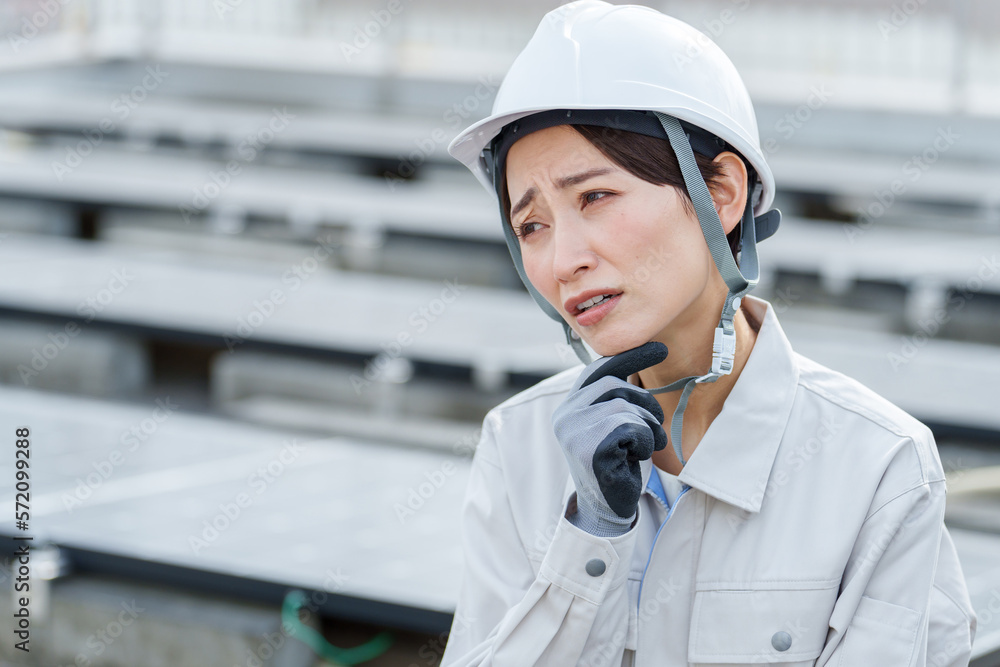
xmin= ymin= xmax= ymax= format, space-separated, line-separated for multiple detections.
xmin=633 ymin=299 xmax=760 ymax=465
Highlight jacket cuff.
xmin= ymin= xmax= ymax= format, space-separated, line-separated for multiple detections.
xmin=538 ymin=496 xmax=640 ymax=605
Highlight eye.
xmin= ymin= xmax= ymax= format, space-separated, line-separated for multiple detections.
xmin=583 ymin=191 xmax=613 ymax=206
xmin=516 ymin=221 xmax=542 ymax=239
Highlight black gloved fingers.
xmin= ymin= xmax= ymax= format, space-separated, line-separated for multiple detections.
xmin=596 ymin=389 xmax=668 ymax=452
xmin=580 ymin=341 xmax=668 ymax=389
xmin=592 ymin=385 xmax=665 ymax=423
xmin=573 ymin=382 xmax=668 ymax=453
xmin=591 ymin=422 xmax=653 ymax=517
xmin=643 ymin=416 xmax=668 ymax=452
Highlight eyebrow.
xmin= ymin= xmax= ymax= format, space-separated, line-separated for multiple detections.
xmin=510 ymin=167 xmax=614 ymax=221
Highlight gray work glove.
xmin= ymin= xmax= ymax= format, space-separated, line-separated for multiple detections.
xmin=552 ymin=342 xmax=669 ymax=537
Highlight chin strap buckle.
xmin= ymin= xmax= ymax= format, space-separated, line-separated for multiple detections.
xmin=711 ymin=323 xmax=737 ymax=376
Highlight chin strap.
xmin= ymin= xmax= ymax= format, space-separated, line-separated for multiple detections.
xmin=564 ymin=323 xmax=592 ymax=365
xmin=631 ymin=113 xmax=763 ymax=467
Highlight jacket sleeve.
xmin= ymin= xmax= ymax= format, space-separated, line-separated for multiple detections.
xmin=821 ymin=439 xmax=976 ymax=666
xmin=441 ymin=409 xmax=640 ymax=667
xmin=926 ymin=526 xmax=977 ymax=667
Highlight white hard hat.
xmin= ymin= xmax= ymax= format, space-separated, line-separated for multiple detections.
xmin=448 ymin=0 xmax=775 ymax=215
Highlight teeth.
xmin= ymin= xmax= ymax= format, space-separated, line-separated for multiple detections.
xmin=577 ymin=293 xmax=616 ymax=312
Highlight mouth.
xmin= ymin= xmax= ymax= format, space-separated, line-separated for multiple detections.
xmin=567 ymin=291 xmax=623 ymax=326
xmin=574 ymin=293 xmax=619 ymax=313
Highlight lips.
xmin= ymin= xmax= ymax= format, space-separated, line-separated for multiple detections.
xmin=565 ymin=289 xmax=623 ymax=327
xmin=565 ymin=289 xmax=624 ymax=315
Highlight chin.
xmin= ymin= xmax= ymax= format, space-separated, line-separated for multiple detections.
xmin=584 ymin=331 xmax=650 ymax=358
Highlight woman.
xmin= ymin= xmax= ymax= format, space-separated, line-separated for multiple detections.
xmin=441 ymin=2 xmax=976 ymax=665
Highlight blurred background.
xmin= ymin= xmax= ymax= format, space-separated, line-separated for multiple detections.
xmin=0 ymin=0 xmax=999 ymax=665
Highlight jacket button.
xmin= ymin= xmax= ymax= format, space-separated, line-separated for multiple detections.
xmin=585 ymin=559 xmax=606 ymax=576
xmin=771 ymin=631 xmax=792 ymax=651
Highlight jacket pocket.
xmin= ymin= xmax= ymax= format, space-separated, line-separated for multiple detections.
xmin=834 ymin=594 xmax=921 ymax=667
xmin=688 ymin=585 xmax=838 ymax=665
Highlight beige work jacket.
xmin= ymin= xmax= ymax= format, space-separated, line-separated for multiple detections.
xmin=441 ymin=295 xmax=977 ymax=667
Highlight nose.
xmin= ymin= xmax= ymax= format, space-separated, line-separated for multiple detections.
xmin=551 ymin=215 xmax=597 ymax=284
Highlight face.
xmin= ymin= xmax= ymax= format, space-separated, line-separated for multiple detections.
xmin=505 ymin=124 xmax=724 ymax=357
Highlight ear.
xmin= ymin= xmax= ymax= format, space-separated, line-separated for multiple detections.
xmin=710 ymin=151 xmax=748 ymax=236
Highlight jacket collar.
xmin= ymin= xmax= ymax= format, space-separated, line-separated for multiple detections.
xmin=645 ymin=295 xmax=800 ymax=514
